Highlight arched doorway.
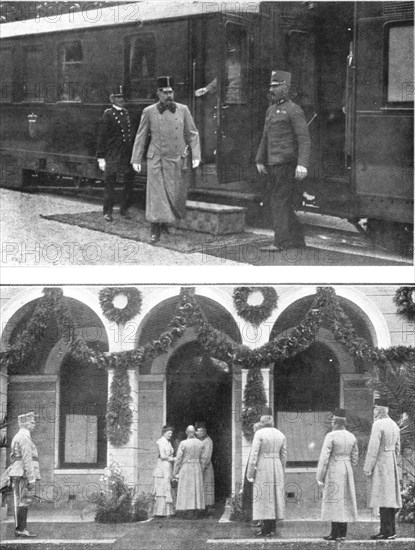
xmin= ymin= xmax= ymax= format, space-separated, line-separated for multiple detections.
xmin=166 ymin=341 xmax=232 ymax=501
xmin=274 ymin=342 xmax=340 ymax=467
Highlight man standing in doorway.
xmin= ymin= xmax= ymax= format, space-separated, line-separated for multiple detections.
xmin=131 ymin=76 xmax=201 ymax=244
xmin=96 ymin=87 xmax=134 ymax=222
xmin=364 ymin=398 xmax=402 ymax=540
xmin=256 ymin=70 xmax=311 ymax=251
xmin=8 ymin=412 xmax=40 ymax=538
xmin=196 ymin=421 xmax=215 ymax=512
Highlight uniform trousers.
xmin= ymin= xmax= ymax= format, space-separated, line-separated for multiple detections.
xmin=379 ymin=507 xmax=397 ymax=537
xmin=11 ymin=477 xmax=35 ymax=531
xmin=103 ymin=154 xmax=134 ymax=215
xmin=268 ymin=162 xmax=304 ymax=247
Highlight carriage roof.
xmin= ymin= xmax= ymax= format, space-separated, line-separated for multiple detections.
xmin=0 ymin=1 xmax=261 ymax=39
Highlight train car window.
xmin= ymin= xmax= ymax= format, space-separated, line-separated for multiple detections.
xmin=124 ymin=33 xmax=157 ymax=100
xmin=23 ymin=46 xmax=44 ymax=102
xmin=58 ymin=40 xmax=83 ymax=102
xmin=384 ymin=22 xmax=414 ymax=105
xmin=223 ymin=23 xmax=248 ymax=104
xmin=0 ymin=48 xmax=13 ymax=102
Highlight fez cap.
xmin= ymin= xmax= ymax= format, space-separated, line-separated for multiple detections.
xmin=162 ymin=425 xmax=174 ymax=434
xmin=18 ymin=412 xmax=35 ymax=424
xmin=270 ymin=70 xmax=291 ymax=87
xmin=332 ymin=408 xmax=346 ymax=419
xmin=374 ymin=398 xmax=389 ymax=408
xmin=110 ymin=85 xmax=124 ymax=98
xmin=157 ymin=76 xmax=174 ymax=89
xmin=195 ymin=421 xmax=206 ymax=429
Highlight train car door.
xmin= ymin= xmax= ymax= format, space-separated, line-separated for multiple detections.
xmin=192 ymin=15 xmax=253 ymax=187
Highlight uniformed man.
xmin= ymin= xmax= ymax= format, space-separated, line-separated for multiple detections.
xmin=8 ymin=412 xmax=40 ymax=538
xmin=195 ymin=421 xmax=215 ymax=511
xmin=131 ymin=76 xmax=201 ymax=244
xmin=364 ymin=398 xmax=402 ymax=540
xmin=96 ymin=86 xmax=134 ymax=222
xmin=256 ymin=70 xmax=311 ymax=251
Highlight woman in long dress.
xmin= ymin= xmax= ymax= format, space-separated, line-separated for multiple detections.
xmin=152 ymin=425 xmax=175 ymax=517
xmin=316 ymin=408 xmax=359 ymax=541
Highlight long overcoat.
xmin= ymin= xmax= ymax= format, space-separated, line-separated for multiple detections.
xmin=363 ymin=417 xmax=402 ymax=509
xmin=173 ymin=437 xmax=205 ymax=510
xmin=200 ymin=435 xmax=215 ymax=506
xmin=316 ymin=429 xmax=358 ymax=522
xmin=152 ymin=436 xmax=174 ymax=515
xmin=246 ymin=426 xmax=287 ymax=520
xmin=8 ymin=427 xmax=40 ymax=483
xmin=131 ymin=102 xmax=201 ymax=224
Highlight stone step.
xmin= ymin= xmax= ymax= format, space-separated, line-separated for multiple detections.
xmin=207 ymin=537 xmax=415 ymax=550
xmin=177 ymin=200 xmax=246 ymax=235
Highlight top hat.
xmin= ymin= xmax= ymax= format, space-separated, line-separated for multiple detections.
xmin=18 ymin=412 xmax=35 ymax=424
xmin=270 ymin=70 xmax=291 ymax=86
xmin=157 ymin=76 xmax=174 ymax=89
xmin=374 ymin=398 xmax=389 ymax=408
xmin=110 ymin=85 xmax=124 ymax=97
xmin=195 ymin=421 xmax=207 ymax=430
xmin=162 ymin=425 xmax=174 ymax=434
xmin=332 ymin=408 xmax=346 ymax=419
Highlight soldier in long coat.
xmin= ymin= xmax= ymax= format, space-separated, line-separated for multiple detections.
xmin=364 ymin=398 xmax=402 ymax=540
xmin=196 ymin=422 xmax=215 ymax=509
xmin=96 ymin=87 xmax=134 ymax=222
xmin=246 ymin=414 xmax=287 ymax=536
xmin=131 ymin=76 xmax=201 ymax=244
xmin=173 ymin=425 xmax=205 ymax=514
xmin=256 ymin=70 xmax=311 ymax=252
xmin=8 ymin=412 xmax=40 ymax=538
xmin=152 ymin=425 xmax=175 ymax=517
xmin=316 ymin=408 xmax=359 ymax=541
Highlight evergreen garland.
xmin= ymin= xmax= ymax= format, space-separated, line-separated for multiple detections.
xmin=233 ymin=287 xmax=278 ymax=326
xmin=99 ymin=287 xmax=142 ymax=325
xmin=241 ymin=366 xmax=267 ymax=441
xmin=394 ymin=287 xmax=415 ymax=321
xmin=106 ymin=364 xmax=133 ymax=447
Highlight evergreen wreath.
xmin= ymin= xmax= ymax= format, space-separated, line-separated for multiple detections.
xmin=233 ymin=287 xmax=278 ymax=326
xmin=394 ymin=287 xmax=415 ymax=321
xmin=99 ymin=287 xmax=142 ymax=325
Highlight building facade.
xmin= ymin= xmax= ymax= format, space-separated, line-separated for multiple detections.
xmin=0 ymin=285 xmax=412 ymax=518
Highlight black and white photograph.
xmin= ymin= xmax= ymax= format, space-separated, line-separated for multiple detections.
xmin=0 ymin=284 xmax=414 ymax=549
xmin=0 ymin=0 xmax=413 ymax=266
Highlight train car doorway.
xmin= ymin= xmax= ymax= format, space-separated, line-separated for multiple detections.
xmin=166 ymin=341 xmax=232 ymax=501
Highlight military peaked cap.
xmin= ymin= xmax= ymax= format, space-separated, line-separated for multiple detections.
xmin=18 ymin=412 xmax=35 ymax=424
xmin=270 ymin=70 xmax=291 ymax=86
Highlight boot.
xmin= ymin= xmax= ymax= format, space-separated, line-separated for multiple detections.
xmin=324 ymin=522 xmax=339 ymax=540
xmin=15 ymin=508 xmax=37 ymax=538
xmin=338 ymin=523 xmax=347 ymax=540
xmin=150 ymin=223 xmax=160 ymax=244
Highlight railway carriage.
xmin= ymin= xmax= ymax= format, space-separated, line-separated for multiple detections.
xmin=0 ymin=1 xmax=413 ymax=249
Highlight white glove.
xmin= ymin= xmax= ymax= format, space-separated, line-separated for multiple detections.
xmin=317 ymin=480 xmax=324 ymax=487
xmin=195 ymin=87 xmax=208 ymax=97
xmin=98 ymin=159 xmax=106 ymax=171
xmin=132 ymin=163 xmax=141 ymax=173
xmin=256 ymin=163 xmax=267 ymax=175
xmin=192 ymin=159 xmax=200 ymax=169
xmin=295 ymin=165 xmax=307 ymax=180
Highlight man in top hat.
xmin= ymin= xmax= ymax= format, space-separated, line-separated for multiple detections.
xmin=256 ymin=70 xmax=311 ymax=251
xmin=131 ymin=76 xmax=201 ymax=244
xmin=8 ymin=412 xmax=40 ymax=538
xmin=195 ymin=421 xmax=215 ymax=511
xmin=96 ymin=86 xmax=135 ymax=222
xmin=364 ymin=398 xmax=402 ymax=540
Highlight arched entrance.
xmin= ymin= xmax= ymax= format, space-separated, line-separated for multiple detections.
xmin=166 ymin=341 xmax=232 ymax=501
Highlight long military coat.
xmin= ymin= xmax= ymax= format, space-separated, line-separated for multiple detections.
xmin=316 ymin=429 xmax=359 ymax=522
xmin=152 ymin=436 xmax=175 ymax=516
xmin=364 ymin=417 xmax=402 ymax=509
xmin=200 ymin=435 xmax=215 ymax=506
xmin=131 ymin=102 xmax=201 ymax=224
xmin=246 ymin=426 xmax=287 ymax=520
xmin=8 ymin=428 xmax=40 ymax=483
xmin=255 ymin=99 xmax=310 ymax=168
xmin=173 ymin=437 xmax=205 ymax=510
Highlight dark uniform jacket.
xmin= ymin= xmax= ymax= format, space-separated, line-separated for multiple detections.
xmin=96 ymin=106 xmax=133 ymax=171
xmin=256 ymin=99 xmax=310 ymax=168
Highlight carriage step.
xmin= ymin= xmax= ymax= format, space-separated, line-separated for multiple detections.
xmin=177 ymin=200 xmax=246 ymax=235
